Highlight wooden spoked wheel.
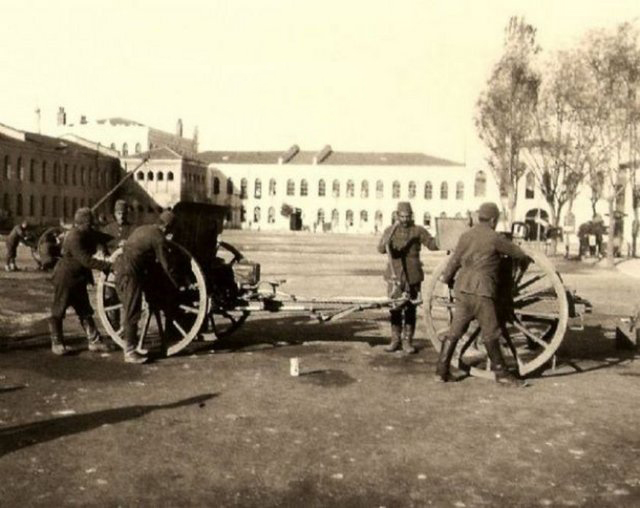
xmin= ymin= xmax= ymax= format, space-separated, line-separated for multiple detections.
xmin=96 ymin=241 xmax=208 ymax=356
xmin=31 ymin=226 xmax=65 ymax=269
xmin=206 ymin=240 xmax=249 ymax=339
xmin=423 ymin=248 xmax=568 ymax=377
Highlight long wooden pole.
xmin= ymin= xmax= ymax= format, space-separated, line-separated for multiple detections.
xmin=91 ymin=156 xmax=149 ymax=213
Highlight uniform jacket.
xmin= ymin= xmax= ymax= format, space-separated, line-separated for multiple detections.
xmin=101 ymin=220 xmax=134 ymax=252
xmin=377 ymin=223 xmax=438 ymax=286
xmin=115 ymin=225 xmax=177 ymax=287
xmin=440 ymin=222 xmax=528 ymax=299
xmin=52 ymin=228 xmax=111 ymax=287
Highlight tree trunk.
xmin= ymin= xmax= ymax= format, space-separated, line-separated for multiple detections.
xmin=605 ymin=198 xmax=616 ymax=267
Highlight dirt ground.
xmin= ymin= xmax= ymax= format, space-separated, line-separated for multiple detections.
xmin=1 ymin=231 xmax=640 ymax=507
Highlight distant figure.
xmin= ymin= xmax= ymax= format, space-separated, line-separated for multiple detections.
xmin=435 ymin=202 xmax=530 ymax=386
xmin=377 ymin=202 xmax=438 ymax=354
xmin=4 ymin=221 xmax=29 ymax=272
xmin=38 ymin=229 xmax=64 ymax=271
xmin=49 ymin=208 xmax=114 ymax=356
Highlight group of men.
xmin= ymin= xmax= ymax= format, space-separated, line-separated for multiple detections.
xmin=379 ymin=201 xmax=529 ymax=387
xmin=47 ymin=200 xmax=177 ymax=364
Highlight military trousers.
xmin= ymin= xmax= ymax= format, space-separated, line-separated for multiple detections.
xmin=51 ymin=280 xmax=94 ymax=321
xmin=389 ymin=283 xmax=420 ymax=327
xmin=448 ymin=292 xmax=502 ymax=345
xmin=115 ymin=272 xmax=143 ymax=351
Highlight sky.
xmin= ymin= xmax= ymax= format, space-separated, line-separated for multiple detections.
xmin=1 ymin=0 xmax=639 ymax=163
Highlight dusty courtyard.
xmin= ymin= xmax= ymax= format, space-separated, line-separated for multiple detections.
xmin=1 ymin=230 xmax=640 ymax=507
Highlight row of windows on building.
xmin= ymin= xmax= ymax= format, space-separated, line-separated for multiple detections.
xmin=239 ymin=206 xmax=463 ymax=227
xmin=113 ymin=142 xmax=143 ymax=156
xmin=2 ymin=192 xmax=96 ymax=219
xmin=134 ymin=169 xmax=205 ymax=186
xmin=212 ymin=172 xmax=488 ymax=200
xmin=1 ymin=154 xmax=116 ymax=188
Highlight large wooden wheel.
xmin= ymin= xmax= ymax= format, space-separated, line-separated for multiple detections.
xmin=424 ymin=247 xmax=569 ymax=377
xmin=205 ymin=240 xmax=249 ymax=339
xmin=96 ymin=241 xmax=208 ymax=356
xmin=31 ymin=226 xmax=65 ymax=270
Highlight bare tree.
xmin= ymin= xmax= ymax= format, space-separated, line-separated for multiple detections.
xmin=476 ymin=16 xmax=541 ymax=223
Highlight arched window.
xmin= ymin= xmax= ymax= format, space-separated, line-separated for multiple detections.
xmin=147 ymin=171 xmax=154 ymax=181
xmin=53 ymin=162 xmax=58 ymax=184
xmin=29 ymin=159 xmax=35 ymax=183
xmin=525 ymin=172 xmax=535 ymax=199
xmin=423 ymin=212 xmax=431 ymax=227
xmin=135 ymin=142 xmax=141 ymax=154
xmin=62 ymin=196 xmax=68 ymax=218
xmin=137 ymin=171 xmax=144 ymax=181
xmin=226 ymin=178 xmax=232 ymax=194
xmin=17 ymin=157 xmax=23 ymax=181
xmin=4 ymin=155 xmax=10 ymax=179
xmin=16 ymin=194 xmax=23 ymax=215
xmin=376 ymin=180 xmax=384 ymax=199
xmin=391 ymin=211 xmax=397 ymax=224
xmin=240 ymin=178 xmax=248 ymax=199
xmin=41 ymin=161 xmax=47 ymax=184
xmin=213 ymin=177 xmax=220 ymax=195
xmin=440 ymin=211 xmax=447 ymax=218
xmin=332 ymin=180 xmax=340 ymax=198
xmin=408 ymin=181 xmax=416 ymax=199
xmin=268 ymin=207 xmax=276 ymax=224
xmin=240 ymin=206 xmax=246 ymax=223
xmin=122 ymin=143 xmax=128 ymax=156
xmin=455 ymin=212 xmax=463 ymax=218
xmin=392 ymin=180 xmax=401 ymax=199
xmin=287 ymin=179 xmax=295 ymax=196
xmin=72 ymin=165 xmax=77 ymax=185
xmin=375 ymin=210 xmax=383 ymax=229
xmin=41 ymin=195 xmax=46 ymax=217
xmin=424 ymin=181 xmax=433 ymax=200
xmin=300 ymin=179 xmax=308 ymax=196
xmin=255 ymin=179 xmax=262 ymax=199
xmin=474 ymin=170 xmax=487 ymax=197
xmin=346 ymin=210 xmax=354 ymax=226
xmin=269 ymin=178 xmax=276 ymax=196
xmin=71 ymin=197 xmax=77 ymax=214
xmin=110 ymin=142 xmax=116 ymax=150
xmin=346 ymin=180 xmax=354 ymax=198
xmin=456 ymin=181 xmax=464 ymax=200
xmin=360 ymin=210 xmax=368 ymax=225
xmin=157 ymin=171 xmax=164 ymax=181
xmin=361 ymin=180 xmax=369 ymax=198
xmin=440 ymin=182 xmax=448 ymax=200
xmin=253 ymin=206 xmax=261 ymax=223
xmin=331 ymin=208 xmax=339 ymax=226
xmin=317 ymin=209 xmax=325 ymax=224
xmin=80 ymin=166 xmax=85 ymax=185
xmin=318 ymin=179 xmax=326 ymax=197
xmin=52 ymin=196 xmax=58 ymax=216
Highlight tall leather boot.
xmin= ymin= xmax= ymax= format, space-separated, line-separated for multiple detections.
xmin=485 ymin=340 xmax=525 ymax=387
xmin=434 ymin=336 xmax=458 ymax=382
xmin=49 ymin=317 xmax=68 ymax=356
xmin=384 ymin=324 xmax=403 ymax=352
xmin=401 ymin=323 xmax=417 ymax=354
xmin=81 ymin=316 xmax=116 ymax=353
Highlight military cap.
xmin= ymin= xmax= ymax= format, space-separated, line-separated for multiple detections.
xmin=158 ymin=210 xmax=176 ymax=227
xmin=477 ymin=202 xmax=500 ymax=220
xmin=74 ymin=207 xmax=94 ymax=226
xmin=114 ymin=199 xmax=128 ymax=212
xmin=396 ymin=202 xmax=413 ymax=214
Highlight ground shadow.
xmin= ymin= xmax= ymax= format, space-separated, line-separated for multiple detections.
xmin=537 ymin=324 xmax=637 ymax=378
xmin=0 ymin=385 xmax=26 ymax=394
xmin=0 ymin=392 xmax=217 ymax=457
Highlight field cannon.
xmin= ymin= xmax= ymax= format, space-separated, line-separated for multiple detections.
xmin=423 ymin=218 xmax=590 ymax=379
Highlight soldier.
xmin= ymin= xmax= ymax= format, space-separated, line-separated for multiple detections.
xmin=434 ymin=202 xmax=530 ymax=386
xmin=49 ymin=208 xmax=114 ymax=355
xmin=377 ymin=202 xmax=438 ymax=354
xmin=4 ymin=220 xmax=30 ymax=271
xmin=114 ymin=211 xmax=179 ymax=364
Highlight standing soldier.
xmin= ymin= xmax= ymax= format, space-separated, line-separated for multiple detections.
xmin=114 ymin=211 xmax=179 ymax=364
xmin=49 ymin=208 xmax=114 ymax=355
xmin=434 ymin=202 xmax=530 ymax=386
xmin=5 ymin=221 xmax=30 ymax=271
xmin=377 ymin=202 xmax=439 ymax=354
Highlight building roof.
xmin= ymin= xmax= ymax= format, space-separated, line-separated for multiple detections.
xmin=124 ymin=145 xmax=207 ymax=166
xmin=198 ymin=149 xmax=462 ymax=167
xmin=95 ymin=117 xmax=145 ymax=127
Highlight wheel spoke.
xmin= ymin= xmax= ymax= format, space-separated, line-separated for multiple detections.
xmin=516 ymin=273 xmax=546 ymax=293
xmin=514 ymin=309 xmax=559 ymax=320
xmin=104 ymin=281 xmax=116 ymax=289
xmin=513 ymin=287 xmax=555 ymax=304
xmin=172 ymin=320 xmax=188 ymax=338
xmin=179 ymin=304 xmax=200 ymax=314
xmin=512 ymin=320 xmax=548 ymax=349
xmin=104 ymin=303 xmax=123 ymax=312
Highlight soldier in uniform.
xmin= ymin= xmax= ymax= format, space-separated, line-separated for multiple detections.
xmin=101 ymin=200 xmax=134 ymax=326
xmin=434 ymin=202 xmax=530 ymax=386
xmin=5 ymin=221 xmax=30 ymax=271
xmin=377 ymin=202 xmax=438 ymax=354
xmin=49 ymin=208 xmax=114 ymax=355
xmin=114 ymin=211 xmax=179 ymax=364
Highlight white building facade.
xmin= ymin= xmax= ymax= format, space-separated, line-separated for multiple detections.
xmin=200 ymin=146 xmax=491 ymax=234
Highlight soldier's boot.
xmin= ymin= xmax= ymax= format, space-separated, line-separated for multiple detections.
xmin=384 ymin=324 xmax=403 ymax=352
xmin=124 ymin=326 xmax=148 ymax=364
xmin=401 ymin=323 xmax=417 ymax=355
xmin=81 ymin=316 xmax=116 ymax=353
xmin=485 ymin=340 xmax=525 ymax=387
xmin=49 ymin=317 xmax=69 ymax=356
xmin=434 ymin=336 xmax=457 ymax=382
